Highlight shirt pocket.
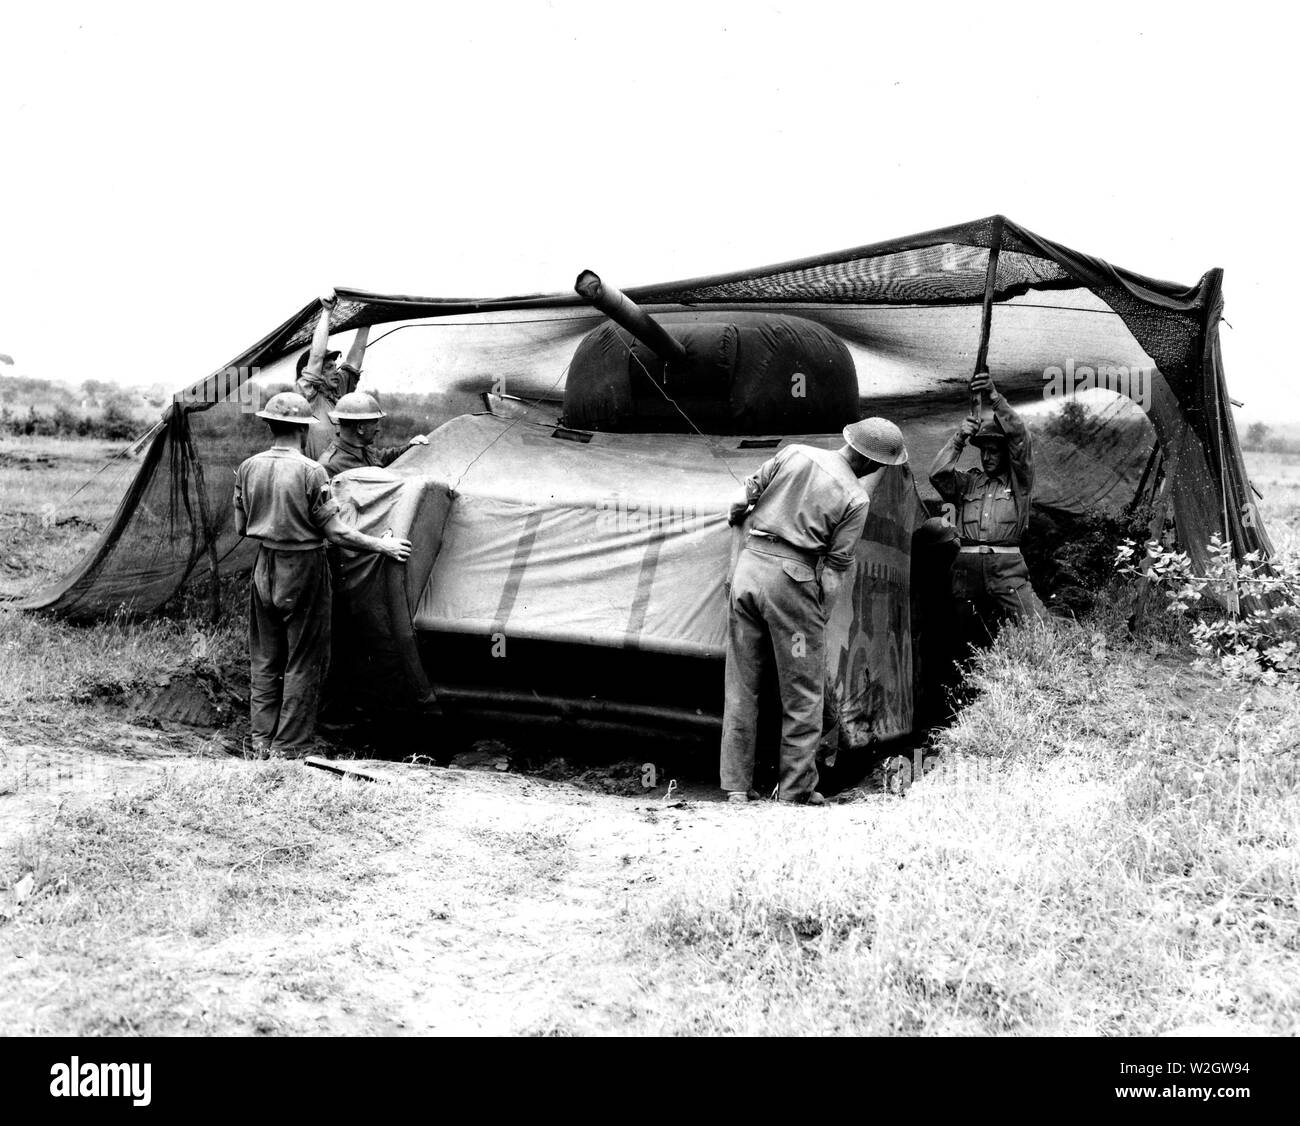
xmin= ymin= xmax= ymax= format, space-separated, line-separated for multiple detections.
xmin=781 ymin=560 xmax=816 ymax=584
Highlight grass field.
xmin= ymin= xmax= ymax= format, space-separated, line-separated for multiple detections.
xmin=0 ymin=435 xmax=1296 ymax=1035
xmin=0 ymin=435 xmax=144 ymax=599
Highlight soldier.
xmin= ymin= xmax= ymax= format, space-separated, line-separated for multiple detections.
xmin=929 ymin=371 xmax=1047 ymax=648
xmin=317 ymin=391 xmax=430 ymax=479
xmin=294 ymin=294 xmax=365 ymax=461
xmin=233 ymin=391 xmax=413 ymax=758
xmin=720 ymin=418 xmax=908 ymax=805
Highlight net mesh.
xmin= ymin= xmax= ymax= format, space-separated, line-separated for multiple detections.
xmin=14 ymin=215 xmax=1263 ymax=620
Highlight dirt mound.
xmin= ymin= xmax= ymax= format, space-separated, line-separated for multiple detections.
xmin=71 ymin=661 xmax=248 ymax=730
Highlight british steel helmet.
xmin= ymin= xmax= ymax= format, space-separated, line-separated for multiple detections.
xmin=255 ymin=391 xmax=314 ymax=425
xmin=329 ymin=390 xmax=385 ymax=423
xmin=843 ymin=417 xmax=908 ymax=465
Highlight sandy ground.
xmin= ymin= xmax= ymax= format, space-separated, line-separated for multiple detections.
xmin=0 ymin=720 xmax=220 ymax=854
xmin=0 ymin=719 xmax=883 ymax=1036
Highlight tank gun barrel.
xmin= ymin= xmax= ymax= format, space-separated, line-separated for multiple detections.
xmin=574 ymin=270 xmax=689 ymax=367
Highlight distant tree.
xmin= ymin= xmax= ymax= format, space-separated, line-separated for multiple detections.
xmin=1246 ymin=421 xmax=1270 ymax=449
xmin=99 ymin=397 xmax=136 ymax=441
xmin=1045 ymin=397 xmax=1091 ymax=443
xmin=52 ymin=404 xmax=78 ymax=435
xmin=80 ymin=379 xmax=113 ymax=407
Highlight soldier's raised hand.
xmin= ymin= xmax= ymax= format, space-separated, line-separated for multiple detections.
xmin=959 ymin=416 xmax=980 ymax=440
xmin=970 ymin=370 xmax=996 ymax=397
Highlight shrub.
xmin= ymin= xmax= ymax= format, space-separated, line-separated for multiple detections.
xmin=99 ymin=398 xmax=137 ymax=441
xmin=1117 ymin=534 xmax=1300 ymax=683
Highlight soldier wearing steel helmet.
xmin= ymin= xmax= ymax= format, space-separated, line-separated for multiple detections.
xmin=720 ymin=417 xmax=908 ymax=805
xmin=316 ymin=391 xmax=430 ymax=479
xmin=929 ymin=371 xmax=1047 ymax=647
xmin=233 ymin=391 xmax=414 ymax=758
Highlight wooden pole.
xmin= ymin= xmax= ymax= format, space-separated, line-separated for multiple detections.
xmin=971 ymin=215 xmax=1005 ymax=420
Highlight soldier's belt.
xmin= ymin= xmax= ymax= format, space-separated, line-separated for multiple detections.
xmin=958 ymin=545 xmax=1020 ymax=555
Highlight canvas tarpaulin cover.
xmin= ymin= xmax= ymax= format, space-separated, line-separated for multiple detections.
xmin=323 ymin=416 xmax=924 ymax=743
xmin=15 ymin=214 xmax=1264 ymax=658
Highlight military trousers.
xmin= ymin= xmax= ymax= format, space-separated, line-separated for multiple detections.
xmin=249 ymin=544 xmax=332 ymax=755
xmin=950 ymin=548 xmax=1047 ymax=648
xmin=720 ymin=542 xmax=827 ymax=802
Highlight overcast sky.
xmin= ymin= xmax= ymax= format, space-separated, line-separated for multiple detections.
xmin=1 ymin=1 xmax=1293 ymax=419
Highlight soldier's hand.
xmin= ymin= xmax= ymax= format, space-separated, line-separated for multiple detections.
xmin=959 ymin=416 xmax=980 ymax=440
xmin=728 ymin=500 xmax=750 ymax=527
xmin=319 ymin=291 xmax=339 ymax=310
xmin=820 ymin=568 xmax=843 ymax=610
xmin=970 ymin=370 xmax=995 ymax=396
xmin=408 ymin=435 xmax=430 ymax=446
xmin=382 ymin=537 xmax=413 ymax=563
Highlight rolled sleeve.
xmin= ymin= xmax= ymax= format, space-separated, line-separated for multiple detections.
xmin=744 ymin=450 xmax=784 ymax=505
xmin=307 ymin=468 xmax=341 ymax=530
xmin=824 ymin=497 xmax=869 ymax=571
xmin=929 ymin=437 xmax=970 ymax=503
xmin=991 ymin=393 xmax=1033 ymax=500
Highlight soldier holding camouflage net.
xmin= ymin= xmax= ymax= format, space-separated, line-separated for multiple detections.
xmin=929 ymin=370 xmax=1047 ymax=646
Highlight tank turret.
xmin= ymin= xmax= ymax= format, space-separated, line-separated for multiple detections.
xmin=569 ymin=271 xmax=859 ymax=435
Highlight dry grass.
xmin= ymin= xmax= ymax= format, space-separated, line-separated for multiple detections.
xmin=0 ymin=762 xmax=433 ymax=1035
xmin=624 ymin=621 xmax=1300 ymax=1035
xmin=0 ymin=439 xmax=1296 ymax=1036
xmin=0 ymin=435 xmax=140 ymax=597
xmin=0 ymin=606 xmax=243 ymax=712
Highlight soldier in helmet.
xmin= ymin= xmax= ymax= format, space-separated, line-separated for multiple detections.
xmin=929 ymin=370 xmax=1047 ymax=648
xmin=233 ymin=391 xmax=414 ymax=758
xmin=720 ymin=417 xmax=908 ymax=805
xmin=294 ymin=293 xmax=366 ymax=461
xmin=317 ymin=391 xmax=430 ymax=479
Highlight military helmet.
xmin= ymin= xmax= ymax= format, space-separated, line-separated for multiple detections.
xmin=969 ymin=417 xmax=1009 ymax=447
xmin=842 ymin=417 xmax=908 ymax=465
xmin=255 ymin=390 xmax=314 ymax=425
xmin=329 ymin=391 xmax=385 ymax=423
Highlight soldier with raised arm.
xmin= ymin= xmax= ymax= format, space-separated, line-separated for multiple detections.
xmin=929 ymin=371 xmax=1047 ymax=645
xmin=294 ymin=294 xmax=364 ymax=461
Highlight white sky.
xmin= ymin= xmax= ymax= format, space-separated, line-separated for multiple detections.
xmin=1 ymin=0 xmax=1294 ymax=419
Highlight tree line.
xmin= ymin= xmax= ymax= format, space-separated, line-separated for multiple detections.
xmin=0 ymin=376 xmax=162 ymax=441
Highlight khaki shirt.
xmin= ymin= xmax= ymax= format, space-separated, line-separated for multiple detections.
xmin=928 ymin=393 xmax=1034 ymax=546
xmin=233 ymin=447 xmax=340 ymax=550
xmin=317 ymin=436 xmax=407 ymax=479
xmin=296 ymin=392 xmax=338 ymax=463
xmin=744 ymin=444 xmax=870 ymax=572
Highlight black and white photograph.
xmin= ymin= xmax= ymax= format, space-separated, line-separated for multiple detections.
xmin=0 ymin=0 xmax=1293 ymax=1100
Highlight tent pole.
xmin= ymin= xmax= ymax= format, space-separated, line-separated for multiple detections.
xmin=972 ymin=215 xmax=1005 ymax=419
